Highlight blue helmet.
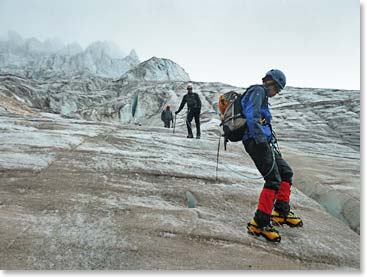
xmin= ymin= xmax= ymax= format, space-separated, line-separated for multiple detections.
xmin=265 ymin=69 xmax=286 ymax=89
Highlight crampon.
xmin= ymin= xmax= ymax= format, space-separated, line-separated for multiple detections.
xmin=247 ymin=218 xmax=281 ymax=243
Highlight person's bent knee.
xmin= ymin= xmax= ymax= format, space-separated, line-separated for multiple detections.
xmin=282 ymin=168 xmax=293 ymax=183
xmin=263 ymin=181 xmax=280 ymax=191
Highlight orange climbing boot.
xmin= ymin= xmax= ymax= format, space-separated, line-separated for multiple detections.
xmin=271 ymin=210 xmax=303 ymax=227
xmin=247 ymin=218 xmax=281 ymax=243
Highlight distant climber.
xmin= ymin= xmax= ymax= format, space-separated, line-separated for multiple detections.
xmin=241 ymin=69 xmax=303 ymax=242
xmin=175 ymin=83 xmax=202 ymax=139
xmin=161 ymin=104 xmax=174 ymax=128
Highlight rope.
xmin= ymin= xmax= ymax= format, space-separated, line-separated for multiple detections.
xmin=217 ymin=144 xmax=276 ymax=180
xmin=215 ymin=117 xmax=277 ymax=180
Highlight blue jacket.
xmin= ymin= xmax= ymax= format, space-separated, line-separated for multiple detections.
xmin=241 ymin=85 xmax=272 ymax=143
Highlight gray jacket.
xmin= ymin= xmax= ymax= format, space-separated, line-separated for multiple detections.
xmin=161 ymin=110 xmax=173 ymax=122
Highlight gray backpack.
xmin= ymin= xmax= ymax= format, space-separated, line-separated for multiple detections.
xmin=219 ymin=91 xmax=247 ymax=149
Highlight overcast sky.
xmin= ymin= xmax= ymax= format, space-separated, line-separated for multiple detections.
xmin=0 ymin=0 xmax=360 ymax=89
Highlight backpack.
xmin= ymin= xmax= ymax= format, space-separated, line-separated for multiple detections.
xmin=218 ymin=90 xmax=247 ymax=149
xmin=186 ymin=93 xmax=201 ymax=110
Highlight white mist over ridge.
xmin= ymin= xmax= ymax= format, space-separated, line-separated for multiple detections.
xmin=0 ymin=31 xmax=140 ymax=78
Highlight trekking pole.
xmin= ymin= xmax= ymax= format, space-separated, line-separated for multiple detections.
xmin=216 ymin=134 xmax=221 ymax=182
xmin=173 ymin=114 xmax=177 ymax=134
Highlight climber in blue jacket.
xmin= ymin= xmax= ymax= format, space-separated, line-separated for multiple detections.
xmin=242 ymin=69 xmax=303 ymax=243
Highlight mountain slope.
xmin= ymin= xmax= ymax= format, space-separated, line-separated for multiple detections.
xmin=0 ymin=112 xmax=360 ymax=269
xmin=0 ymin=70 xmax=360 ymax=269
xmin=0 ymin=74 xmax=360 ymax=237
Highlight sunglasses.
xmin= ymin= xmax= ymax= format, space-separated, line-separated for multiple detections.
xmin=266 ymin=81 xmax=282 ymax=93
xmin=273 ymin=83 xmax=282 ymax=93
